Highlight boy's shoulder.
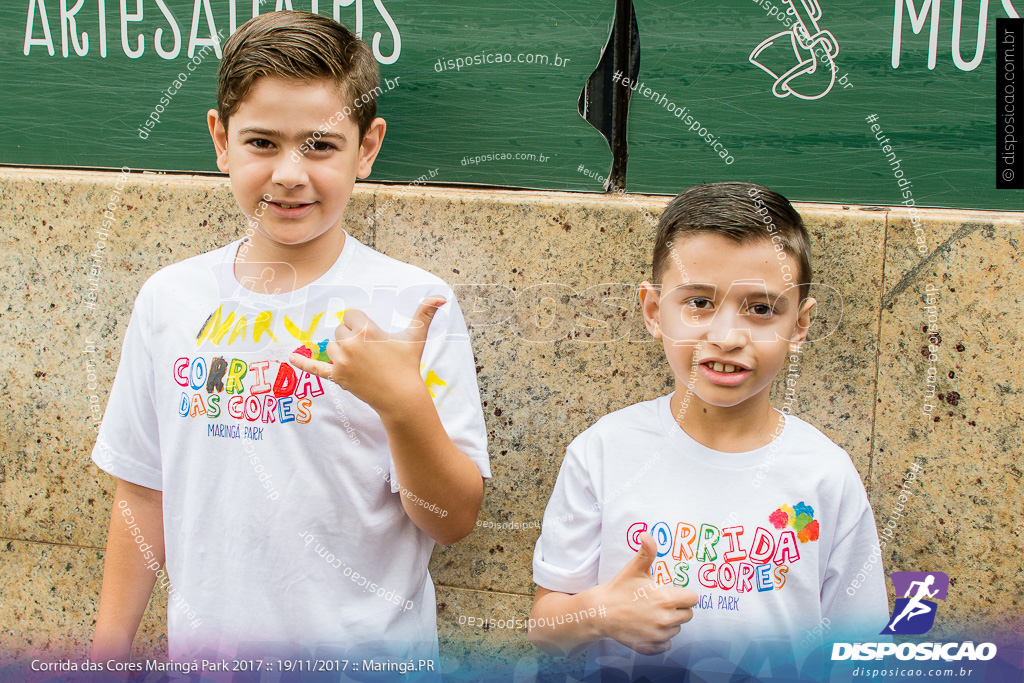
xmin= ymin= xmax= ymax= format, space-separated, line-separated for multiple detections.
xmin=573 ymin=399 xmax=858 ymax=476
xmin=138 ymin=238 xmax=232 ymax=286
xmin=593 ymin=395 xmax=665 ymax=428
xmin=778 ymin=412 xmax=850 ymax=458
xmin=340 ymin=235 xmax=451 ymax=290
xmin=771 ymin=413 xmax=866 ymax=489
xmin=138 ymin=234 xmax=452 ymax=301
xmin=571 ymin=395 xmax=668 ymax=447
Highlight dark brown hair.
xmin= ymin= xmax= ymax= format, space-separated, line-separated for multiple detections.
xmin=217 ymin=10 xmax=380 ymax=139
xmin=653 ymin=182 xmax=813 ymax=303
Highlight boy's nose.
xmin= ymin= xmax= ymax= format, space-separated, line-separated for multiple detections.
xmin=272 ymin=152 xmax=310 ymax=188
xmin=705 ymin=312 xmax=750 ymax=350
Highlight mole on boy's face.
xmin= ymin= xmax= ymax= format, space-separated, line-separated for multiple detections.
xmin=641 ymin=234 xmax=815 ymax=410
xmin=214 ymin=76 xmax=365 ymax=249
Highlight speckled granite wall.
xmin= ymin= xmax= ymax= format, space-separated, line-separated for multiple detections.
xmin=1 ymin=168 xmax=1021 ymax=678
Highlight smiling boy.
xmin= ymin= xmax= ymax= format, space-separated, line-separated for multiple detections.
xmin=529 ymin=183 xmax=888 ymax=679
xmin=90 ymin=10 xmax=489 ymax=670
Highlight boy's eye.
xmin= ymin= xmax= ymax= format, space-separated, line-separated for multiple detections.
xmin=748 ymin=303 xmax=775 ymax=316
xmin=685 ymin=297 xmax=714 ymax=310
xmin=309 ymin=140 xmax=337 ymax=152
xmin=245 ymin=137 xmax=274 ymax=150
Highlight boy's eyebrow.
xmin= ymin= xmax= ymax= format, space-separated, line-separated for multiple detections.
xmin=667 ymin=282 xmax=792 ymax=304
xmin=743 ymin=290 xmax=791 ymax=305
xmin=666 ymin=283 xmax=717 ymax=295
xmin=237 ymin=127 xmax=349 ymax=142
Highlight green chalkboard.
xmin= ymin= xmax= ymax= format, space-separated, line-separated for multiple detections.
xmin=1 ymin=1 xmax=1021 ymax=210
xmin=628 ymin=0 xmax=1017 ymax=209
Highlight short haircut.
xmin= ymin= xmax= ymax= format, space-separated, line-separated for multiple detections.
xmin=217 ymin=10 xmax=379 ymax=139
xmin=652 ymin=182 xmax=813 ymax=303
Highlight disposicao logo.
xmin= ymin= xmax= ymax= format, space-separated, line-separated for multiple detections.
xmin=881 ymin=571 xmax=948 ymax=635
xmin=832 ymin=570 xmax=997 ymax=662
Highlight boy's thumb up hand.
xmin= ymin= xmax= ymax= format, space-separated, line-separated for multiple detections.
xmin=400 ymin=297 xmax=446 ymax=346
xmin=597 ymin=531 xmax=700 ymax=657
xmin=291 ymin=296 xmax=447 ymax=413
xmin=623 ymin=532 xmax=657 ymax=578
xmin=604 ymin=532 xmax=657 ymax=603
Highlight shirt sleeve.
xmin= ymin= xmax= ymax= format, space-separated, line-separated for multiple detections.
xmin=385 ymin=287 xmax=490 ymax=493
xmin=820 ymin=463 xmax=890 ymax=642
xmin=91 ymin=283 xmax=163 ymax=490
xmin=532 ymin=431 xmax=604 ymax=594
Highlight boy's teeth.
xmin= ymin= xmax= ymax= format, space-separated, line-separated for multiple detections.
xmin=280 ymin=203 xmax=302 ymax=209
xmin=709 ymin=362 xmax=741 ymax=373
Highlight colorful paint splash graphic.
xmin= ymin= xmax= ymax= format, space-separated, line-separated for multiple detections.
xmin=292 ymin=347 xmax=449 ymax=399
xmin=769 ymin=502 xmax=819 ymax=543
xmin=294 ymin=341 xmax=333 ymax=363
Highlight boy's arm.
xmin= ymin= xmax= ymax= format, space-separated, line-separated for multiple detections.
xmin=529 ymin=533 xmax=699 ymax=658
xmin=821 ymin=467 xmax=891 ymax=640
xmin=91 ymin=478 xmax=164 ymax=665
xmin=530 ymin=586 xmax=605 ymax=657
xmin=290 ymin=296 xmax=483 ymax=546
xmin=377 ymin=381 xmax=484 ymax=545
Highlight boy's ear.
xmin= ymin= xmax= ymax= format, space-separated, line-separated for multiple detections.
xmin=207 ymin=109 xmax=230 ymax=173
xmin=639 ymin=281 xmax=663 ymax=339
xmin=789 ymin=296 xmax=817 ymax=352
xmin=356 ymin=117 xmax=387 ymax=179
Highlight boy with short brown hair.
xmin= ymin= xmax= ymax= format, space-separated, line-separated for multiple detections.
xmin=91 ymin=10 xmax=489 ymax=670
xmin=529 ymin=182 xmax=887 ymax=680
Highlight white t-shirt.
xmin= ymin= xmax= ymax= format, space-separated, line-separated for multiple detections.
xmin=533 ymin=394 xmax=888 ymax=680
xmin=93 ymin=232 xmax=490 ymax=667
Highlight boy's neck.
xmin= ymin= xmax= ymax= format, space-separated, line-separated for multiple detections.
xmin=669 ymin=386 xmax=784 ymax=453
xmin=234 ymin=227 xmax=346 ymax=294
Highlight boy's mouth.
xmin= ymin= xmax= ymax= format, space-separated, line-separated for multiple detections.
xmin=267 ymin=200 xmax=315 ymax=218
xmin=704 ymin=361 xmax=746 ymax=373
xmin=698 ymin=360 xmax=752 ymax=386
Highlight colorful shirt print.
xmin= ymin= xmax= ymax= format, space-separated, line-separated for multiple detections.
xmin=627 ymin=502 xmax=819 ymax=600
xmin=175 ymin=306 xmax=450 ymax=437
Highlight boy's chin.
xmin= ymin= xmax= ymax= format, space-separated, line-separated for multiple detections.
xmin=262 ymin=226 xmax=341 ymax=247
xmin=675 ymin=382 xmax=770 ymax=409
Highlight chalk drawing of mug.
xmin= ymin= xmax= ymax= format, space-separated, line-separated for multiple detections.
xmin=749 ymin=0 xmax=839 ymax=100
